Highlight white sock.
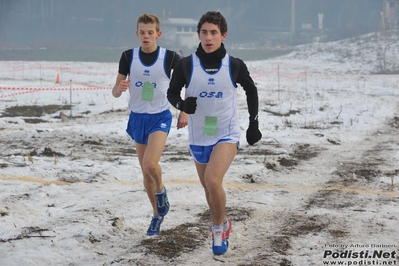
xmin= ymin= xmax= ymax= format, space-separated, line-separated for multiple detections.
xmin=212 ymin=224 xmax=223 ymax=232
xmin=155 ymin=186 xmax=165 ymax=194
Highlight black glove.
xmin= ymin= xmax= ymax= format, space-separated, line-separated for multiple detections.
xmin=176 ymin=97 xmax=197 ymax=114
xmin=246 ymin=118 xmax=262 ymax=145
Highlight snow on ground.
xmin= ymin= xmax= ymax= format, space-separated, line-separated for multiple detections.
xmin=0 ymin=32 xmax=399 ymax=266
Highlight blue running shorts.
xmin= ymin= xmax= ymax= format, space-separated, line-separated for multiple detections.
xmin=189 ymin=139 xmax=240 ymax=164
xmin=126 ymin=110 xmax=172 ymax=145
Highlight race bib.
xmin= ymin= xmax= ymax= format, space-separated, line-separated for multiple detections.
xmin=204 ymin=116 xmax=217 ymax=135
xmin=142 ymin=82 xmax=154 ymax=101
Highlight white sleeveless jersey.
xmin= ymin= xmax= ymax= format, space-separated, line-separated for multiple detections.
xmin=186 ymin=54 xmax=241 ymax=146
xmin=128 ymin=47 xmax=170 ymax=114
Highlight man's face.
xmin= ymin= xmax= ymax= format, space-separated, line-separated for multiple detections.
xmin=136 ymin=23 xmax=161 ymax=53
xmin=198 ymin=22 xmax=226 ymax=53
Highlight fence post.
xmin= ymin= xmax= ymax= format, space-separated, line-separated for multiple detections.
xmin=278 ymin=64 xmax=280 ymax=101
xmin=69 ymin=79 xmax=72 ymax=118
xmin=40 ymin=64 xmax=42 ymax=88
xmin=305 ymin=70 xmax=307 ymax=95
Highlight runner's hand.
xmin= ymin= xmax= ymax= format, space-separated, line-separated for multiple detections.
xmin=118 ymin=79 xmax=130 ymax=94
xmin=177 ymin=111 xmax=188 ymax=129
xmin=246 ymin=118 xmax=262 ymax=145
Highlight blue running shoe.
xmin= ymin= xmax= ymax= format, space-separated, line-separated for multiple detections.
xmin=212 ymin=219 xmax=232 ymax=255
xmin=155 ymin=187 xmax=170 ymax=216
xmin=146 ymin=215 xmax=164 ymax=236
xmin=212 ymin=229 xmax=228 ymax=255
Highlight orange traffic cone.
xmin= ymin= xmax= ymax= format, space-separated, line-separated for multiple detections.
xmin=55 ymin=73 xmax=60 ymax=84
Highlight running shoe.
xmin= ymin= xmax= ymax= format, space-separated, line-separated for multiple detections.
xmin=212 ymin=219 xmax=232 ymax=255
xmin=146 ymin=215 xmax=164 ymax=236
xmin=155 ymin=187 xmax=170 ymax=216
xmin=212 ymin=229 xmax=228 ymax=255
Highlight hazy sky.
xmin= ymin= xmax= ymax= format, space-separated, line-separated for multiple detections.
xmin=0 ymin=0 xmax=386 ymax=48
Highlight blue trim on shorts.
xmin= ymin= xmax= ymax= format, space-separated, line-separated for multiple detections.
xmin=189 ymin=139 xmax=240 ymax=164
xmin=126 ymin=110 xmax=172 ymax=145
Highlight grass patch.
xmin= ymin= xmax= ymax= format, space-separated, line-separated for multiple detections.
xmin=1 ymin=105 xmax=71 ymax=117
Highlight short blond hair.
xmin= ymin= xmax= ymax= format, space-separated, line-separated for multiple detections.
xmin=137 ymin=13 xmax=160 ymax=32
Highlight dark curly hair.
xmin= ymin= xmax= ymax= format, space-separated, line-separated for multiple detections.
xmin=197 ymin=11 xmax=228 ymax=35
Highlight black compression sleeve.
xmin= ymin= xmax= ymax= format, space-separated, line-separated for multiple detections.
xmin=118 ymin=50 xmax=131 ymax=76
xmin=167 ymin=59 xmax=186 ymax=107
xmin=232 ymin=58 xmax=259 ymax=122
